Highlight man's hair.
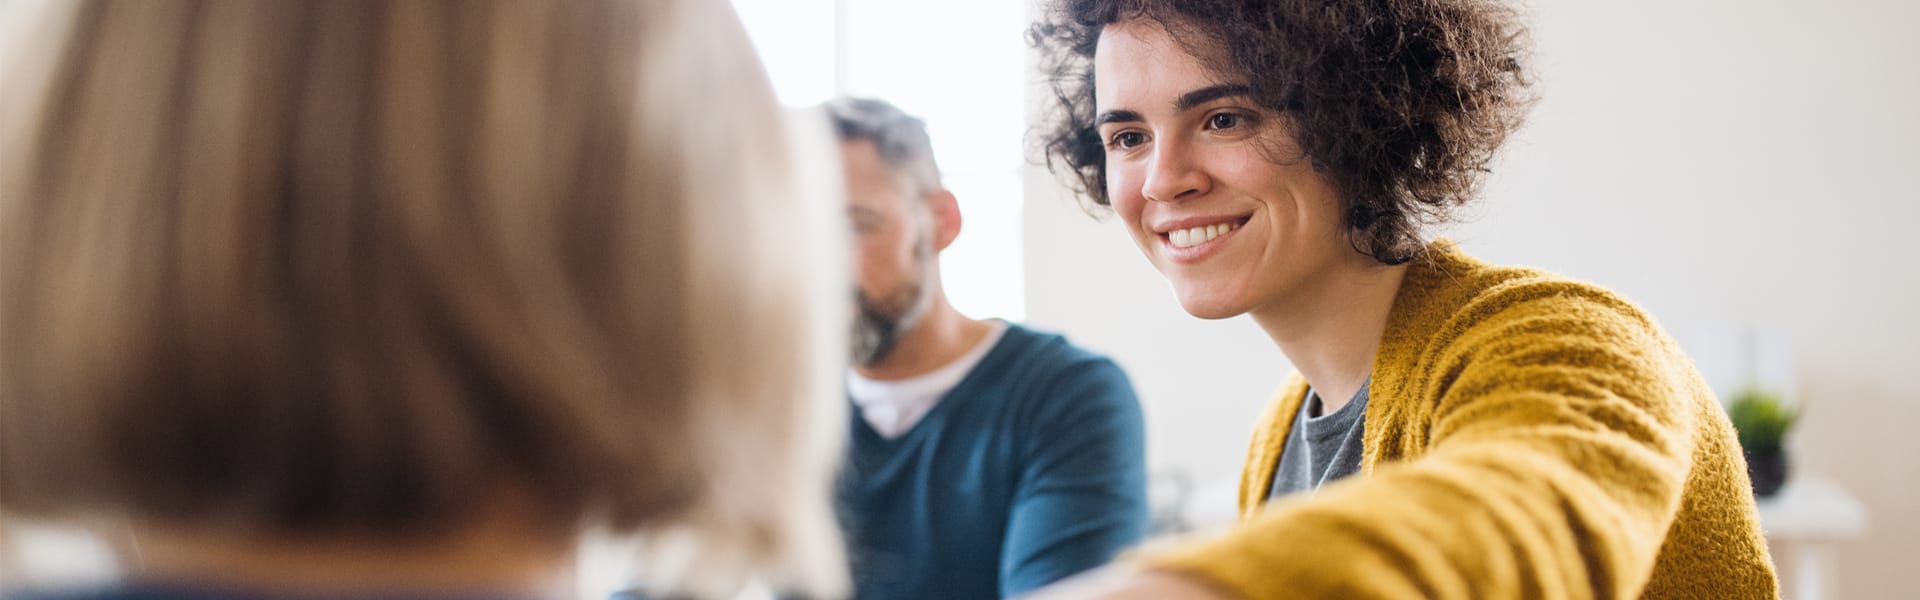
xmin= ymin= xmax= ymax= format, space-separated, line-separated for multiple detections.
xmin=824 ymin=97 xmax=943 ymax=200
xmin=1030 ymin=0 xmax=1533 ymax=264
xmin=0 ymin=1 xmax=847 ymax=596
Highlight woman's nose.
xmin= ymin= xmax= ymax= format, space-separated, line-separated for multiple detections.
xmin=1141 ymin=142 xmax=1210 ymax=203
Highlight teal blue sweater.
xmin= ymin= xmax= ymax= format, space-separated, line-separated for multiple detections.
xmin=840 ymin=325 xmax=1148 ymax=599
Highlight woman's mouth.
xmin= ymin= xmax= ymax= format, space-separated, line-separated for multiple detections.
xmin=1157 ymin=216 xmax=1252 ymax=263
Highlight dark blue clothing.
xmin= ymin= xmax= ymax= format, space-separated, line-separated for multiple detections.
xmin=840 ymin=325 xmax=1148 ymax=600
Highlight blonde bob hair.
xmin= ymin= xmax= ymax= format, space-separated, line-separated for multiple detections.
xmin=0 ymin=0 xmax=847 ymax=596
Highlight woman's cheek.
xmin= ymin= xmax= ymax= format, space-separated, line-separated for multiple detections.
xmin=1108 ymin=168 xmax=1148 ymax=227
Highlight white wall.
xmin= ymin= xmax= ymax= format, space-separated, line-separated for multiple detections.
xmin=1022 ymin=0 xmax=1919 ymax=596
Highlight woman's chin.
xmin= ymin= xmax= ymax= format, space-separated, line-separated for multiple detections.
xmin=1172 ymin=291 xmax=1248 ymax=320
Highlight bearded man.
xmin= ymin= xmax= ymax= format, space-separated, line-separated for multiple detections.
xmin=828 ymin=97 xmax=1150 ymax=600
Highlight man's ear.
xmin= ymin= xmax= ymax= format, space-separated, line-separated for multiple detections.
xmin=927 ymin=188 xmax=962 ymax=251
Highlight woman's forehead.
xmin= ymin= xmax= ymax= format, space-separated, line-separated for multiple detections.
xmin=1094 ymin=20 xmax=1228 ymax=112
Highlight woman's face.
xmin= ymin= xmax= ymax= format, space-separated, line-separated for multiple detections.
xmin=1093 ymin=19 xmax=1354 ymax=320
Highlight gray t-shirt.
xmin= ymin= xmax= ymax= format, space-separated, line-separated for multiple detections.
xmin=1266 ymin=377 xmax=1370 ymax=500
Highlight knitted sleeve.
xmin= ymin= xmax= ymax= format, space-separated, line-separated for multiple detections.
xmin=1139 ymin=289 xmax=1717 ymax=599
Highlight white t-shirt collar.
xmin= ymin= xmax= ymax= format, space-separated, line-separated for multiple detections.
xmin=847 ymin=320 xmax=1010 ymax=439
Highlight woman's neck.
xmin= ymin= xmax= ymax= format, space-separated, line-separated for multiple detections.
xmin=1251 ymin=257 xmax=1408 ymax=414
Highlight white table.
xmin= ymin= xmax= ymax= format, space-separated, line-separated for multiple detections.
xmin=1757 ymin=476 xmax=1868 ymax=600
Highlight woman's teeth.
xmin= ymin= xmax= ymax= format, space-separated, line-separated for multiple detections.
xmin=1168 ymin=222 xmax=1238 ymax=248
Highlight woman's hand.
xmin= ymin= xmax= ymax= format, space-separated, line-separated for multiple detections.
xmin=1021 ymin=567 xmax=1238 ymax=600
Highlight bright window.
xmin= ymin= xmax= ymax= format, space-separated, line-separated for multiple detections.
xmin=732 ymin=0 xmax=1028 ymax=321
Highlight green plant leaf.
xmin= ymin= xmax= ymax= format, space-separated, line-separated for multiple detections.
xmin=1725 ymin=387 xmax=1798 ymax=450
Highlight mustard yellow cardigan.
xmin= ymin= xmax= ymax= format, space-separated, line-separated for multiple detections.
xmin=1141 ymin=240 xmax=1778 ymax=599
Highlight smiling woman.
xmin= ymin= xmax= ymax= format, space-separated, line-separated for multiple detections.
xmin=1086 ymin=24 xmax=1356 ymax=322
xmin=1034 ymin=0 xmax=1530 ymax=265
xmin=1026 ymin=1 xmax=1779 ymax=599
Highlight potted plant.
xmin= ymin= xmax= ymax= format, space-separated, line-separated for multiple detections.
xmin=1726 ymin=387 xmax=1799 ymax=498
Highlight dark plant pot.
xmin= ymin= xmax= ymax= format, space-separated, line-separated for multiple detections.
xmin=1744 ymin=444 xmax=1789 ymax=498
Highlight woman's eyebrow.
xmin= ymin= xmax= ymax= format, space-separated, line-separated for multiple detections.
xmin=1096 ymin=109 xmax=1143 ymax=126
xmin=1175 ymin=83 xmax=1254 ymax=111
xmin=1096 ymin=83 xmax=1253 ymax=126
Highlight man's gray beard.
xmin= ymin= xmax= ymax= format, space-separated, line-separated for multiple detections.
xmin=852 ymin=226 xmax=940 ymax=368
xmin=850 ymin=278 xmax=930 ymax=368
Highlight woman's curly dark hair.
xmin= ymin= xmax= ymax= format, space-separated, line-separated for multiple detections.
xmin=1030 ymin=0 xmax=1532 ymax=264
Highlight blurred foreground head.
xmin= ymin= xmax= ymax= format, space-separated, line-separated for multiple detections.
xmin=0 ymin=0 xmax=847 ymax=596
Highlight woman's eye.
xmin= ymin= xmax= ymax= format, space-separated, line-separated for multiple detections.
xmin=1207 ymin=113 xmax=1241 ymax=130
xmin=1109 ymin=131 xmax=1146 ymax=149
